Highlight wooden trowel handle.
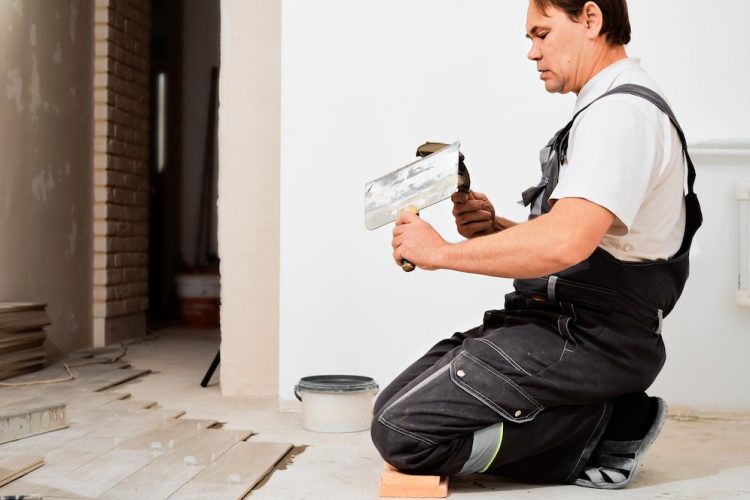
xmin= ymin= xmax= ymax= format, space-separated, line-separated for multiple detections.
xmin=401 ymin=206 xmax=420 ymax=272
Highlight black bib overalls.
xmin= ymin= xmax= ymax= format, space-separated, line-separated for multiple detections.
xmin=371 ymin=84 xmax=702 ymax=483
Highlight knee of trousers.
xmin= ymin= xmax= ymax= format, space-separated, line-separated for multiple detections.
xmin=370 ymin=414 xmax=469 ymax=475
xmin=370 ymin=414 xmax=410 ymax=470
xmin=370 ymin=415 xmax=433 ymax=473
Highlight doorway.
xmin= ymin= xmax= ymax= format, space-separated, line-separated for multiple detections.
xmin=148 ymin=0 xmax=221 ymax=330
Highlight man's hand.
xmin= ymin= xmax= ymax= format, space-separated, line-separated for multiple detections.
xmin=391 ymin=210 xmax=448 ymax=271
xmin=452 ymin=191 xmax=515 ymax=238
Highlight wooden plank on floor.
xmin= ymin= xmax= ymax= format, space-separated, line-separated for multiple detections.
xmin=22 ymin=424 xmax=178 ymax=497
xmin=0 ymin=362 xmax=142 ymax=408
xmin=0 ymin=361 xmax=150 ymax=400
xmin=28 ymin=419 xmax=220 ymax=488
xmin=46 ymin=419 xmax=218 ymax=472
xmin=0 ymin=394 xmax=66 ymax=415
xmin=0 ymin=386 xmax=75 ymax=410
xmin=0 ymin=390 xmax=131 ymax=416
xmin=68 ymin=391 xmax=131 ymax=407
xmin=0 ymin=455 xmax=44 ymax=487
xmin=34 ymin=448 xmax=163 ymax=499
xmin=0 ymin=429 xmax=77 ymax=456
xmin=0 ymin=403 xmax=67 ymax=444
xmin=0 ymin=477 xmax=40 ymax=497
xmin=0 ymin=360 xmax=129 ymax=386
xmin=98 ymin=428 xmax=253 ymax=500
xmin=5 ymin=405 xmax=185 ymax=445
xmin=101 ymin=399 xmax=158 ymax=412
xmin=21 ymin=419 xmax=221 ymax=499
xmin=64 ymin=392 xmax=131 ymax=418
xmin=83 ymin=408 xmax=186 ymax=440
xmin=84 ymin=367 xmax=152 ymax=392
xmin=117 ymin=419 xmax=220 ymax=451
xmin=65 ymin=399 xmax=163 ymax=427
xmin=168 ymin=441 xmax=292 ymax=500
xmin=30 ymin=436 xmax=131 ymax=476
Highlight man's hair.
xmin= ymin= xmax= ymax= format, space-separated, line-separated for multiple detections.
xmin=532 ymin=0 xmax=631 ymax=45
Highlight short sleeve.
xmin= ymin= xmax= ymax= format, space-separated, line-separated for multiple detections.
xmin=550 ymin=96 xmax=663 ymax=232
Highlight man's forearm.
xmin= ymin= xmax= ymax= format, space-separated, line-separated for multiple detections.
xmin=433 ymin=199 xmax=614 ymax=279
xmin=435 ymin=216 xmax=576 ymax=278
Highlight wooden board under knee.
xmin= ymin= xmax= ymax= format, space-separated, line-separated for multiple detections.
xmin=379 ymin=463 xmax=448 ymax=498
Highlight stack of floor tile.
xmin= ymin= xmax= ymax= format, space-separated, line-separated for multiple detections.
xmin=0 ymin=303 xmax=50 ymax=381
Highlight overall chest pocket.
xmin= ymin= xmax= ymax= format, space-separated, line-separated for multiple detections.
xmin=521 ymin=145 xmax=559 ymax=215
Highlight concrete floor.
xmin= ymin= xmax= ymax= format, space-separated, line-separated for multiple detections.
xmin=117 ymin=328 xmax=750 ymax=499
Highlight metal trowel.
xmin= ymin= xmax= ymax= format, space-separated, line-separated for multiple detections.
xmin=365 ymin=141 xmax=470 ymax=272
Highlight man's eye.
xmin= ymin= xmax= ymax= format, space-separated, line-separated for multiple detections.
xmin=539 ymin=32 xmax=548 ymax=40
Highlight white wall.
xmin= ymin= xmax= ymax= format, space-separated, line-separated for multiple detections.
xmin=278 ymin=1 xmax=750 ymax=409
xmin=650 ymin=149 xmax=750 ymax=410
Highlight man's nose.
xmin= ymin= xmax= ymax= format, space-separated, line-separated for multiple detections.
xmin=527 ymin=42 xmax=541 ymax=61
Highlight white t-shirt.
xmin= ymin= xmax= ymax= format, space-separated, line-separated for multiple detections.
xmin=549 ymin=58 xmax=686 ymax=262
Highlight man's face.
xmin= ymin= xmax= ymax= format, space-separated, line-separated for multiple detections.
xmin=525 ymin=2 xmax=588 ymax=94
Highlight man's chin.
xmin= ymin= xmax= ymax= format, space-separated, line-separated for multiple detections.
xmin=544 ymin=80 xmax=567 ymax=94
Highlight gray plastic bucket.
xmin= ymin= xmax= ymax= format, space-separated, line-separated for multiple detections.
xmin=294 ymin=375 xmax=379 ymax=433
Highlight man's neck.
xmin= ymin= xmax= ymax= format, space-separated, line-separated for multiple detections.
xmin=575 ymin=45 xmax=628 ymax=94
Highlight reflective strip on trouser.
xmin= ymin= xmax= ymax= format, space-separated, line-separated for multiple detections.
xmin=459 ymin=422 xmax=504 ymax=475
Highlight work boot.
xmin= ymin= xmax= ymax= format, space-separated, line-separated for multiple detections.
xmin=575 ymin=394 xmax=667 ymax=489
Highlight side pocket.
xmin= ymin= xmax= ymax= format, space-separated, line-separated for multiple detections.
xmin=451 ymin=351 xmax=544 ymax=424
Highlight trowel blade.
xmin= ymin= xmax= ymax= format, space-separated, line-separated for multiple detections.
xmin=364 ymin=142 xmax=463 ymax=230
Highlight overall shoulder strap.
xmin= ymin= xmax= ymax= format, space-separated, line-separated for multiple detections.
xmin=555 ymin=84 xmax=699 ymax=196
xmin=601 ymin=84 xmax=697 ymax=196
xmin=557 ymin=83 xmax=702 ymax=255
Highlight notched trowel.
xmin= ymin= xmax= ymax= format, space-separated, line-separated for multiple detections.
xmin=365 ymin=141 xmax=470 ymax=272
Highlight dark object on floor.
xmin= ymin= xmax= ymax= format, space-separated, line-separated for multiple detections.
xmin=200 ymin=350 xmax=220 ymax=387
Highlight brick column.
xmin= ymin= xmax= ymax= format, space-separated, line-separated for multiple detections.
xmin=92 ymin=0 xmax=151 ymax=346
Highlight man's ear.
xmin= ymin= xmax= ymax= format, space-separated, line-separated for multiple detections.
xmin=581 ymin=1 xmax=604 ymax=40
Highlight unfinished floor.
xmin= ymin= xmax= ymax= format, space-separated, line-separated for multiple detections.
xmin=2 ymin=328 xmax=750 ymax=499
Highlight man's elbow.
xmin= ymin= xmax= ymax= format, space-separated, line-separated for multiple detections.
xmin=550 ymin=239 xmax=599 ymax=271
xmin=542 ymin=198 xmax=615 ymax=271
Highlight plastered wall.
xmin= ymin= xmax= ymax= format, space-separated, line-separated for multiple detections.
xmin=0 ymin=0 xmax=93 ymax=357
